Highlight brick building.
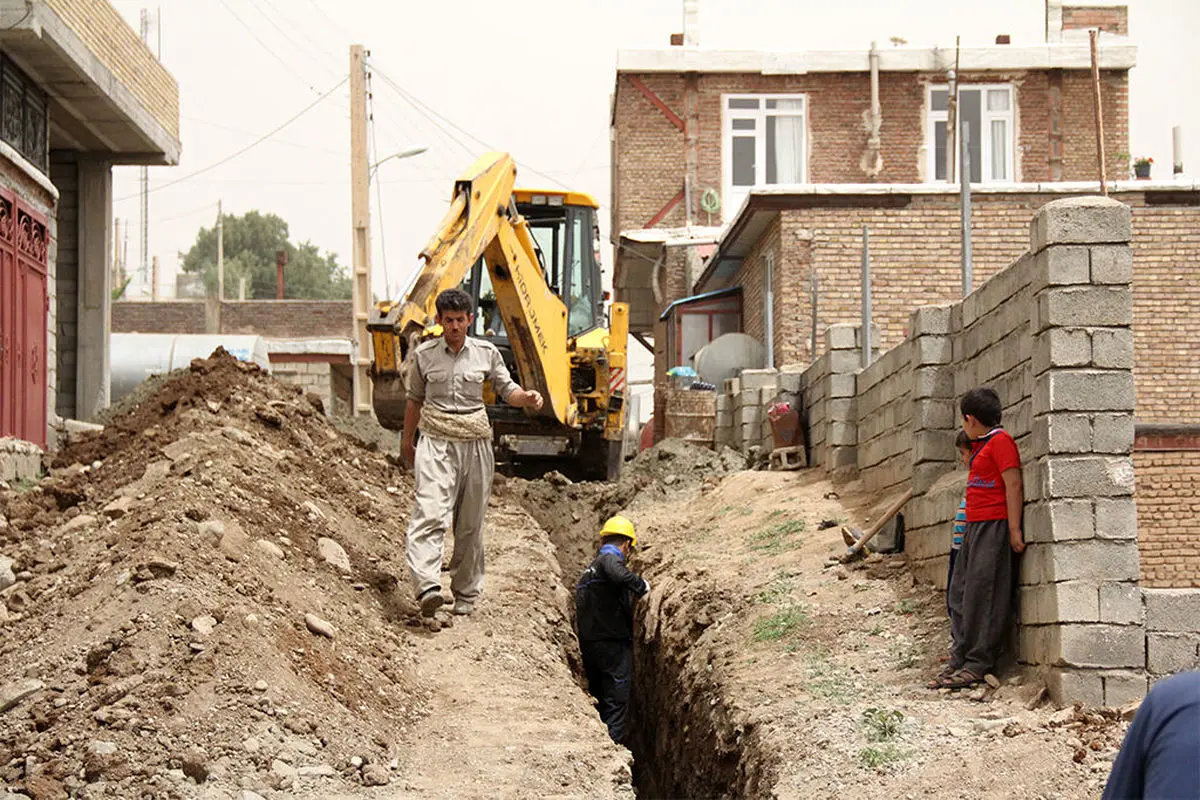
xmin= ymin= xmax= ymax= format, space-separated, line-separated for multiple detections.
xmin=0 ymin=0 xmax=180 ymax=448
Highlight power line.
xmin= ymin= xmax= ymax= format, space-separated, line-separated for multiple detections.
xmin=247 ymin=0 xmax=343 ymax=82
xmin=366 ymin=73 xmax=393 ymax=301
xmin=366 ymin=59 xmax=570 ymax=189
xmin=181 ymin=115 xmax=347 ymax=157
xmin=216 ymin=0 xmax=322 ymax=95
xmin=116 ymin=77 xmax=348 ymax=202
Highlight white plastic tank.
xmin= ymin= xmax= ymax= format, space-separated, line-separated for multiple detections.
xmin=110 ymin=334 xmax=270 ymax=403
xmin=693 ymin=333 xmax=766 ymax=388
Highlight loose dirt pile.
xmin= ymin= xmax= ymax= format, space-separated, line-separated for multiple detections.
xmin=518 ymin=447 xmax=1134 ymax=799
xmin=0 ymin=350 xmax=630 ymax=799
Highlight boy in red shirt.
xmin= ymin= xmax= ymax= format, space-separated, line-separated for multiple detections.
xmin=929 ymin=387 xmax=1024 ymax=690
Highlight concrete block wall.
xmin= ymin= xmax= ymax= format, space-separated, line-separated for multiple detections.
xmin=855 ymin=329 xmax=912 ymax=495
xmin=270 ymin=361 xmax=333 ymax=417
xmin=1143 ymin=590 xmax=1200 ymax=677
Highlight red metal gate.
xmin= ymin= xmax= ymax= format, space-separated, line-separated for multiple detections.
xmin=0 ymin=189 xmax=49 ymax=447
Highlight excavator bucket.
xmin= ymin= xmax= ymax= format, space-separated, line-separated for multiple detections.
xmin=371 ymin=373 xmax=408 ymax=432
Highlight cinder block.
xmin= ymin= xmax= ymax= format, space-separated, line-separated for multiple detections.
xmin=1020 ymin=581 xmax=1100 ymax=625
xmin=828 ymin=350 xmax=861 ymax=375
xmin=1091 ymin=328 xmax=1134 ymax=370
xmin=1057 ymin=624 xmax=1146 ymax=669
xmin=1031 ymin=413 xmax=1092 ymax=456
xmin=828 ymin=421 xmax=856 ymax=447
xmin=913 ymin=430 xmax=955 ymax=464
xmin=1089 ymin=244 xmax=1133 ymax=284
xmin=1018 ymin=624 xmax=1057 ymax=666
xmin=913 ymin=366 xmax=953 ymax=400
xmin=909 ymin=305 xmax=953 ymax=337
xmin=1030 ymin=196 xmax=1132 ymax=252
xmin=779 ymin=373 xmax=801 ymax=394
xmin=1032 ymin=328 xmax=1091 ymax=375
xmin=912 ymin=462 xmax=952 ymax=494
xmin=724 ymin=377 xmax=740 ymax=395
xmin=826 ymin=398 xmax=854 ymax=422
xmin=912 ymin=399 xmax=955 ymax=431
xmin=914 ymin=335 xmax=952 ymax=366
xmin=1024 ymin=499 xmax=1095 ymax=543
xmin=829 ymin=446 xmax=857 ymax=469
xmin=715 ymin=395 xmax=730 ymax=412
xmin=826 ymin=324 xmax=858 ymax=351
xmin=1035 ymin=286 xmax=1132 ymax=331
xmin=1045 ymin=667 xmax=1105 ymax=707
xmin=738 ymin=406 xmax=762 ymax=425
xmin=1099 ymin=582 xmax=1144 ymax=625
xmin=1031 ymin=245 xmax=1091 ymax=291
xmin=1094 ymin=497 xmax=1137 ymax=540
xmin=1091 ymin=414 xmax=1133 ymax=455
xmin=1043 ymin=455 xmax=1134 ymax=498
xmin=1147 ymin=633 xmax=1200 ymax=674
xmin=1103 ymin=671 xmax=1148 ymax=706
xmin=740 ymin=369 xmax=778 ymax=390
xmin=1144 ymin=589 xmax=1200 ymax=633
xmin=854 ymin=323 xmax=883 ymax=350
xmin=1020 ymin=540 xmax=1139 ymax=585
xmin=1033 ymin=371 xmax=1135 ymax=414
xmin=828 ymin=374 xmax=856 ymax=398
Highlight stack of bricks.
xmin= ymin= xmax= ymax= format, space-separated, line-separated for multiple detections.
xmin=714 ymin=386 xmax=734 ymax=449
xmin=1017 ymin=197 xmax=1144 ymax=707
xmin=737 ymin=369 xmax=777 ymax=455
xmin=822 ymin=324 xmax=866 ymax=479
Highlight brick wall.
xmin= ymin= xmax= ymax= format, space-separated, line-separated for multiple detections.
xmin=42 ymin=0 xmax=179 ymax=141
xmin=713 ymin=189 xmax=1200 ymax=427
xmin=1062 ymin=5 xmax=1129 ymax=35
xmin=112 ymin=301 xmax=206 ymax=335
xmin=49 ymin=154 xmax=77 ymax=420
xmin=1135 ymin=448 xmax=1200 ymax=588
xmin=612 ymin=67 xmax=1131 ymax=237
xmin=112 ymin=300 xmax=353 ymax=339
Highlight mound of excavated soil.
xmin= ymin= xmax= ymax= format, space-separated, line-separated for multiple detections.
xmin=0 ymin=349 xmax=630 ymax=799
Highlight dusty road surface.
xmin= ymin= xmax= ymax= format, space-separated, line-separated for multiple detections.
xmin=0 ymin=351 xmax=630 ymax=799
xmin=524 ymin=443 xmax=1135 ymax=800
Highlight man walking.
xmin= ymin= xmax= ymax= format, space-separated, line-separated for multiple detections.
xmin=402 ymin=288 xmax=544 ymax=617
xmin=575 ymin=515 xmax=650 ymax=744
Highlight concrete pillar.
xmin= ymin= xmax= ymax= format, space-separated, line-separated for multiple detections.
xmin=75 ymin=158 xmax=112 ymax=420
xmin=1021 ymin=196 xmax=1145 ymax=707
xmin=908 ymin=305 xmax=956 ymax=494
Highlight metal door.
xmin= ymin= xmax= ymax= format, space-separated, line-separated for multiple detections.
xmin=0 ymin=190 xmax=48 ymax=446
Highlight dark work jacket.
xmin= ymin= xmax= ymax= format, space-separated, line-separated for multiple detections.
xmin=575 ymin=544 xmax=649 ymax=643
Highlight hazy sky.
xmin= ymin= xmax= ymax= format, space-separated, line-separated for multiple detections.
xmin=107 ymin=0 xmax=1199 ymax=306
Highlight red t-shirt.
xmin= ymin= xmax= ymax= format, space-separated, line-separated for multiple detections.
xmin=965 ymin=429 xmax=1021 ymax=522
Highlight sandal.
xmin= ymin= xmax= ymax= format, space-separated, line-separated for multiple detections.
xmin=925 ymin=664 xmax=957 ymax=689
xmin=940 ymin=669 xmax=983 ymax=690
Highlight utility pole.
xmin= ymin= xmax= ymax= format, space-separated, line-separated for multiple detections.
xmin=349 ymin=44 xmax=373 ymax=417
xmin=216 ymin=199 xmax=224 ymax=300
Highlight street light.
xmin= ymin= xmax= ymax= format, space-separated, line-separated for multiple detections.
xmin=369 ymin=146 xmax=427 ymax=175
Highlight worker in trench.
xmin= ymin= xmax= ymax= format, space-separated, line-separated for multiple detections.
xmin=402 ymin=288 xmax=544 ymax=618
xmin=574 ymin=516 xmax=651 ymax=744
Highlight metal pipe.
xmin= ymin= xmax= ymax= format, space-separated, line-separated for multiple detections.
xmin=864 ymin=41 xmax=882 ymax=178
xmin=1090 ymin=30 xmax=1108 ymax=196
xmin=960 ymin=122 xmax=973 ymax=296
xmin=1174 ymin=125 xmax=1184 ymax=176
xmin=765 ymin=253 xmax=775 ymax=369
xmin=809 ymin=269 xmax=818 ymax=363
xmin=861 ymin=225 xmax=872 ymax=368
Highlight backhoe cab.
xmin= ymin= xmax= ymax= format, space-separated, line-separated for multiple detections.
xmin=367 ymin=154 xmax=627 ymax=480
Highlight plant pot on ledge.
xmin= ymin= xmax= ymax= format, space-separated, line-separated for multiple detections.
xmin=1134 ymin=162 xmax=1152 ymax=179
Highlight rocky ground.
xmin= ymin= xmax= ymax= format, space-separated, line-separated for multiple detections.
xmin=0 ymin=350 xmax=629 ymax=799
xmin=526 ymin=453 xmax=1136 ymax=800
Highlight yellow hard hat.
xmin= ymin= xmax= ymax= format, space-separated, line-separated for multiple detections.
xmin=600 ymin=515 xmax=637 ymax=549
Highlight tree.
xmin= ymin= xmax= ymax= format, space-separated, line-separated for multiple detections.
xmin=180 ymin=210 xmax=351 ymax=300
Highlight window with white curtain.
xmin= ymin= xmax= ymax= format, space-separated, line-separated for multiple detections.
xmin=722 ymin=94 xmax=807 ymax=219
xmin=927 ymin=84 xmax=1014 ymax=183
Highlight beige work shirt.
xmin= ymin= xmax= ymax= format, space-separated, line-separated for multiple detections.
xmin=407 ymin=336 xmax=518 ymax=412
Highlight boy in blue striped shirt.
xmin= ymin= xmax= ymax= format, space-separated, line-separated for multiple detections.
xmin=947 ymin=430 xmax=971 ymax=617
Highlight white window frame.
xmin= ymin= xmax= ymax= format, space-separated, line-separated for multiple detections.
xmin=926 ymin=83 xmax=1015 ymax=183
xmin=722 ymin=93 xmax=808 ymax=219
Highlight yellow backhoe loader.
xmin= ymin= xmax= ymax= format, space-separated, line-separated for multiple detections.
xmin=367 ymin=152 xmax=628 ymax=480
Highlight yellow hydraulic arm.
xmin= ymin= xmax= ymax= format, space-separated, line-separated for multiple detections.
xmin=368 ymin=152 xmax=575 ymax=427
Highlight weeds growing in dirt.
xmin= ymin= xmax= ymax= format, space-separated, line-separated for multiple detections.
xmin=752 ymin=605 xmax=809 ymax=642
xmin=802 ymin=648 xmax=855 ymax=702
xmin=894 ymin=598 xmax=917 ymax=616
xmin=859 ymin=744 xmax=906 ymax=768
xmin=748 ymin=519 xmax=806 ymax=554
xmin=719 ymin=504 xmax=754 ymax=517
xmin=868 ymin=623 xmax=884 ymax=636
xmin=889 ymin=640 xmax=921 ymax=669
xmin=861 ymin=708 xmax=905 ymax=742
xmin=755 ymin=576 xmax=795 ymax=605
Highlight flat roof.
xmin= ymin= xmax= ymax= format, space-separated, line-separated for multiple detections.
xmin=696 ymin=179 xmax=1200 ymax=292
xmin=616 ymin=42 xmax=1136 ymax=75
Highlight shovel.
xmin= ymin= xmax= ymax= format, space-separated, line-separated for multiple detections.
xmin=839 ymin=489 xmax=914 ymax=563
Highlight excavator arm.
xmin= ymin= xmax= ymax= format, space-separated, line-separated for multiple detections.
xmin=368 ymin=152 xmax=575 ymax=428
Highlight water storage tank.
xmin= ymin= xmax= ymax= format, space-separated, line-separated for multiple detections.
xmin=693 ymin=333 xmax=766 ymax=388
xmin=110 ymin=334 xmax=270 ymax=404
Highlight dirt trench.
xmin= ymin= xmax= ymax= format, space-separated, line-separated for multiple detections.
xmin=511 ymin=440 xmax=770 ymax=798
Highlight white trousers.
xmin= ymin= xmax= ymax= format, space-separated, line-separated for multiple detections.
xmin=405 ymin=434 xmax=494 ymax=602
